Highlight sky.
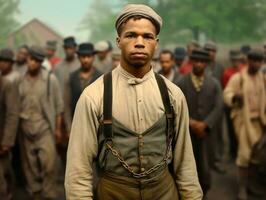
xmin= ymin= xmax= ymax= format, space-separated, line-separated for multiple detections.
xmin=17 ymin=0 xmax=92 ymax=42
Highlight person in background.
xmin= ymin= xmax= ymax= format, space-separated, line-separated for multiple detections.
xmin=111 ymin=48 xmax=121 ymax=69
xmin=13 ymin=45 xmax=29 ymax=75
xmin=93 ymin=41 xmax=113 ymax=73
xmin=0 ymin=63 xmax=19 ymax=200
xmin=45 ymin=40 xmax=61 ymax=70
xmin=223 ymin=49 xmax=266 ymax=200
xmin=158 ymin=49 xmax=180 ymax=85
xmin=177 ymin=48 xmax=223 ymax=198
xmin=174 ymin=46 xmax=187 ymax=69
xmin=0 ymin=48 xmax=20 ymax=83
xmin=179 ymin=40 xmax=200 ymax=75
xmin=18 ymin=46 xmax=64 ymax=200
xmin=222 ymin=50 xmax=246 ymax=159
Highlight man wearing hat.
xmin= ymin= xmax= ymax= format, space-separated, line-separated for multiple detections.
xmin=93 ymin=40 xmax=113 ymax=73
xmin=0 ymin=48 xmax=20 ymax=83
xmin=158 ymin=49 xmax=180 ymax=85
xmin=179 ymin=40 xmax=200 ymax=75
xmin=0 ymin=66 xmax=19 ymax=200
xmin=45 ymin=40 xmax=61 ymax=70
xmin=222 ymin=50 xmax=246 ymax=160
xmin=174 ymin=47 xmax=186 ymax=68
xmin=177 ymin=48 xmax=223 ymax=197
xmin=13 ymin=45 xmax=29 ymax=75
xmin=17 ymin=45 xmax=64 ymax=199
xmin=224 ymin=49 xmax=266 ymax=200
xmin=65 ymin=4 xmax=202 ymax=200
xmin=65 ymin=43 xmax=101 ymax=129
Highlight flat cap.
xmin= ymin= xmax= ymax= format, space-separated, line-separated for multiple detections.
xmin=190 ymin=48 xmax=210 ymax=61
xmin=95 ymin=41 xmax=109 ymax=52
xmin=116 ymin=4 xmax=162 ymax=35
xmin=204 ymin=41 xmax=217 ymax=52
xmin=29 ymin=45 xmax=46 ymax=62
xmin=0 ymin=48 xmax=14 ymax=62
xmin=46 ymin=40 xmax=57 ymax=50
xmin=229 ymin=50 xmax=244 ymax=60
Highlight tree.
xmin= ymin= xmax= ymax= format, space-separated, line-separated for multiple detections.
xmin=0 ymin=0 xmax=20 ymax=47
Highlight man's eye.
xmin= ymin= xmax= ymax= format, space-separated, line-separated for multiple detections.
xmin=126 ymin=34 xmax=134 ymax=38
xmin=144 ymin=35 xmax=155 ymax=40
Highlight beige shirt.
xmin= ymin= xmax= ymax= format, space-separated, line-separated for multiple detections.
xmin=65 ymin=65 xmax=203 ymax=199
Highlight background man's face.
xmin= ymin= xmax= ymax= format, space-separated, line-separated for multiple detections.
xmin=117 ymin=18 xmax=158 ymax=68
xmin=46 ymin=48 xmax=56 ymax=59
xmin=64 ymin=46 xmax=76 ymax=59
xmin=79 ymin=54 xmax=94 ymax=70
xmin=160 ymin=53 xmax=174 ymax=73
xmin=0 ymin=60 xmax=12 ymax=74
xmin=16 ymin=47 xmax=29 ymax=64
xmin=27 ymin=56 xmax=42 ymax=74
xmin=248 ymin=58 xmax=263 ymax=73
xmin=192 ymin=59 xmax=208 ymax=75
xmin=232 ymin=59 xmax=243 ymax=69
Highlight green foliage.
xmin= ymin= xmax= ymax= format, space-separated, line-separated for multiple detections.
xmin=0 ymin=0 xmax=20 ymax=47
xmin=80 ymin=0 xmax=266 ymax=45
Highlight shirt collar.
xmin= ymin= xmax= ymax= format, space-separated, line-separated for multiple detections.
xmin=117 ymin=64 xmax=154 ymax=85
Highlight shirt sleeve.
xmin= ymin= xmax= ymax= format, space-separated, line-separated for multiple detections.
xmin=65 ymin=91 xmax=99 ymax=200
xmin=223 ymin=73 xmax=241 ymax=107
xmin=51 ymin=74 xmax=64 ymax=116
xmin=1 ymin=80 xmax=19 ymax=147
xmin=170 ymin=87 xmax=203 ymax=199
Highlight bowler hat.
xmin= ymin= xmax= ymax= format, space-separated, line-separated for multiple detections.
xmin=174 ymin=47 xmax=187 ymax=60
xmin=190 ymin=48 xmax=210 ymax=61
xmin=0 ymin=48 xmax=14 ymax=62
xmin=77 ymin=43 xmax=96 ymax=55
xmin=247 ymin=49 xmax=264 ymax=60
xmin=63 ymin=36 xmax=77 ymax=48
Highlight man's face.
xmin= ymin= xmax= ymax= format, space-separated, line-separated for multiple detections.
xmin=248 ymin=58 xmax=263 ymax=74
xmin=0 ymin=60 xmax=12 ymax=74
xmin=117 ymin=18 xmax=158 ymax=68
xmin=160 ymin=53 xmax=174 ymax=73
xmin=16 ymin=47 xmax=29 ymax=64
xmin=78 ymin=54 xmax=94 ymax=70
xmin=46 ymin=48 xmax=56 ymax=59
xmin=208 ymin=50 xmax=216 ymax=61
xmin=98 ymin=51 xmax=108 ymax=60
xmin=191 ymin=58 xmax=208 ymax=75
xmin=175 ymin=58 xmax=184 ymax=67
xmin=27 ymin=56 xmax=42 ymax=75
xmin=64 ymin=46 xmax=76 ymax=59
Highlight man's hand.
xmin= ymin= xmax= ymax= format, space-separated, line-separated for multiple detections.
xmin=190 ymin=119 xmax=208 ymax=139
xmin=55 ymin=128 xmax=63 ymax=143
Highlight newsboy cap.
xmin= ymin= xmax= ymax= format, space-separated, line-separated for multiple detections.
xmin=115 ymin=4 xmax=162 ymax=35
xmin=29 ymin=45 xmax=46 ymax=62
xmin=0 ymin=48 xmax=14 ymax=62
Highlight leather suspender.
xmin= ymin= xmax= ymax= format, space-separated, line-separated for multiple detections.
xmin=103 ymin=72 xmax=113 ymax=139
xmin=103 ymin=72 xmax=174 ymax=141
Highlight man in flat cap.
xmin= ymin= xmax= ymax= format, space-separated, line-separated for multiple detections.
xmin=177 ymin=48 xmax=223 ymax=198
xmin=174 ymin=47 xmax=187 ymax=69
xmin=224 ymin=49 xmax=266 ymax=200
xmin=17 ymin=45 xmax=64 ymax=199
xmin=0 ymin=63 xmax=19 ymax=200
xmin=93 ymin=41 xmax=113 ymax=74
xmin=45 ymin=40 xmax=61 ymax=70
xmin=0 ymin=48 xmax=20 ymax=83
xmin=65 ymin=4 xmax=202 ymax=200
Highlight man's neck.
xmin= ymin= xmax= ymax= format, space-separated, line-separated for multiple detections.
xmin=192 ymin=71 xmax=204 ymax=78
xmin=16 ymin=61 xmax=26 ymax=66
xmin=248 ymin=68 xmax=259 ymax=76
xmin=120 ymin=60 xmax=151 ymax=78
xmin=80 ymin=66 xmax=93 ymax=79
xmin=66 ymin=56 xmax=75 ymax=62
xmin=162 ymin=69 xmax=172 ymax=78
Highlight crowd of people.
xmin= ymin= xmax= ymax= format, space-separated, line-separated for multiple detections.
xmin=0 ymin=23 xmax=266 ymax=200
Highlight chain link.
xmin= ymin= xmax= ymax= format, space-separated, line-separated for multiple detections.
xmin=106 ymin=139 xmax=172 ymax=179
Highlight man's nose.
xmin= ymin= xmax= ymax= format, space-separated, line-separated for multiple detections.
xmin=134 ymin=36 xmax=145 ymax=48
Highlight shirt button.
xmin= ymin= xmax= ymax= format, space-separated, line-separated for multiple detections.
xmin=141 ymin=167 xmax=145 ymax=172
xmin=139 ymin=142 xmax=144 ymax=147
xmin=140 ymin=155 xmax=144 ymax=160
xmin=139 ymin=135 xmax=143 ymax=139
xmin=138 ymin=99 xmax=142 ymax=103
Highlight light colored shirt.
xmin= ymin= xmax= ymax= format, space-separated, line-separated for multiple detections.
xmin=65 ymin=65 xmax=203 ymax=200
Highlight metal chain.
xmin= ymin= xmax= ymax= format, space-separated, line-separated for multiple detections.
xmin=106 ymin=139 xmax=172 ymax=179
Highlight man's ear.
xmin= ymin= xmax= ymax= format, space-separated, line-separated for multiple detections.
xmin=155 ymin=38 xmax=159 ymax=50
xmin=116 ymin=37 xmax=121 ymax=49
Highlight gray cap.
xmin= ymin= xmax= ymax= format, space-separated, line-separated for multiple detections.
xmin=204 ymin=41 xmax=217 ymax=52
xmin=29 ymin=45 xmax=46 ymax=62
xmin=116 ymin=4 xmax=162 ymax=35
xmin=0 ymin=48 xmax=14 ymax=62
xmin=95 ymin=41 xmax=109 ymax=52
xmin=46 ymin=40 xmax=57 ymax=50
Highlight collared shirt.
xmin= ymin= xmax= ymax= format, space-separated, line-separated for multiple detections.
xmin=191 ymin=73 xmax=204 ymax=92
xmin=65 ymin=65 xmax=203 ymax=199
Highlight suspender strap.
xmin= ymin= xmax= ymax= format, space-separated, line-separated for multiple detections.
xmin=154 ymin=73 xmax=175 ymax=141
xmin=103 ymin=72 xmax=113 ymax=139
